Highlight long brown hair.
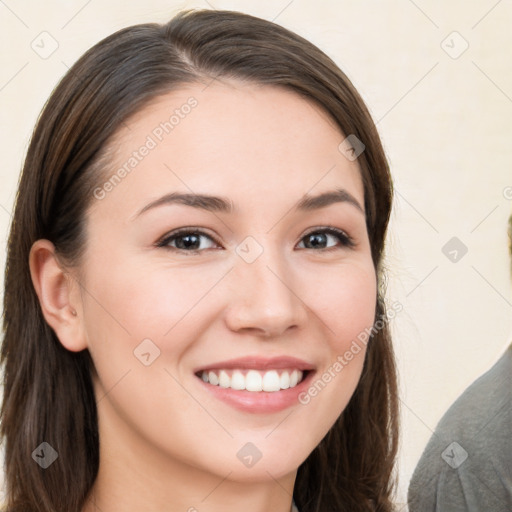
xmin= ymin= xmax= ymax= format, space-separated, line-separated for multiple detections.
xmin=1 ymin=9 xmax=398 ymax=511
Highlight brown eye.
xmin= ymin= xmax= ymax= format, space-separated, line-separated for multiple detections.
xmin=298 ymin=227 xmax=355 ymax=250
xmin=157 ymin=229 xmax=219 ymax=253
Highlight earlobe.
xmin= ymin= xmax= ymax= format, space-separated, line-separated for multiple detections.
xmin=29 ymin=239 xmax=87 ymax=352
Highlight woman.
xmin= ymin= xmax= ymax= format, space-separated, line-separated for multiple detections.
xmin=1 ymin=9 xmax=398 ymax=512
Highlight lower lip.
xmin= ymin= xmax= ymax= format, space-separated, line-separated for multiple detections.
xmin=197 ymin=371 xmax=315 ymax=414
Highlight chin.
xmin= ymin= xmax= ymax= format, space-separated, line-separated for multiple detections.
xmin=213 ymin=438 xmax=313 ymax=483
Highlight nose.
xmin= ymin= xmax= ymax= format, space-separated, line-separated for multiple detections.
xmin=224 ymin=245 xmax=308 ymax=338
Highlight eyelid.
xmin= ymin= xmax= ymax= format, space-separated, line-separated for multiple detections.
xmin=301 ymin=226 xmax=355 ymax=248
xmin=155 ymin=227 xmax=221 ymax=250
xmin=155 ymin=225 xmax=356 ymax=252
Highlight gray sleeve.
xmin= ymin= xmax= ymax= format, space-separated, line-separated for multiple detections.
xmin=408 ymin=436 xmax=512 ymax=512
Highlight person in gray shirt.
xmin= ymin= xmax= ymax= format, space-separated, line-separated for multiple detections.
xmin=408 ymin=214 xmax=512 ymax=512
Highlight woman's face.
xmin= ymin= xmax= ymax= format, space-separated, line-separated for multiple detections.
xmin=76 ymin=81 xmax=376 ymax=482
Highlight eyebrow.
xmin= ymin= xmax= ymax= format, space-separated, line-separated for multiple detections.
xmin=132 ymin=188 xmax=364 ymax=220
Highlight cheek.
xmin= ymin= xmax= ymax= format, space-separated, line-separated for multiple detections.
xmin=79 ymin=259 xmax=223 ymax=440
xmin=304 ymin=260 xmax=377 ymax=349
xmin=80 ymin=255 xmax=231 ymax=379
xmin=292 ymin=261 xmax=377 ymax=443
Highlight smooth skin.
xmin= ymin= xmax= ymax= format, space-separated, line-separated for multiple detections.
xmin=30 ymin=80 xmax=377 ymax=512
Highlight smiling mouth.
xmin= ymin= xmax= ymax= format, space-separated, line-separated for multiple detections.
xmin=196 ymin=368 xmax=309 ymax=392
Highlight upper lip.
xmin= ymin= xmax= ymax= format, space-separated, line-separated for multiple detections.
xmin=194 ymin=356 xmax=315 ymax=373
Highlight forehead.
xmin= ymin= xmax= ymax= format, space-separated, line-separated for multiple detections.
xmin=90 ymin=80 xmax=365 ymax=220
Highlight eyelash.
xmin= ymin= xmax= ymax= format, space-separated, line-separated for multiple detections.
xmin=156 ymin=226 xmax=355 ymax=254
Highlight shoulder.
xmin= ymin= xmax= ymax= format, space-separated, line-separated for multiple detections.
xmin=427 ymin=343 xmax=511 ymax=444
xmin=408 ymin=344 xmax=512 ymax=511
xmin=433 ymin=344 xmax=511 ymax=439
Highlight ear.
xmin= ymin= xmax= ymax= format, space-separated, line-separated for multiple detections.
xmin=29 ymin=239 xmax=87 ymax=352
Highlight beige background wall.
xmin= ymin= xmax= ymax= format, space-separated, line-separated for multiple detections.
xmin=1 ymin=1 xmax=511 ymax=509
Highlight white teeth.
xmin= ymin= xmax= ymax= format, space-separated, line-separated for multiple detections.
xmin=245 ymin=370 xmax=262 ymax=391
xmin=262 ymin=370 xmax=280 ymax=392
xmin=200 ymin=369 xmax=306 ymax=392
xmin=219 ymin=370 xmax=230 ymax=388
xmin=231 ymin=370 xmax=246 ymax=390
